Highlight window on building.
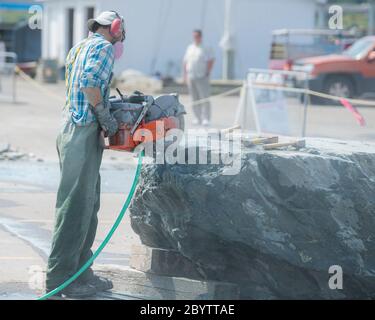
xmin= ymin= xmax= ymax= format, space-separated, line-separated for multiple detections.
xmin=87 ymin=7 xmax=95 ymax=20
xmin=67 ymin=8 xmax=74 ymax=52
xmin=85 ymin=7 xmax=95 ymax=36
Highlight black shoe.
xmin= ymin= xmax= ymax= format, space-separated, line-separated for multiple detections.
xmin=80 ymin=274 xmax=113 ymax=292
xmin=47 ymin=282 xmax=97 ymax=299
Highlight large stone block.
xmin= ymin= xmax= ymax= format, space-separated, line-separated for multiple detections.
xmin=129 ymin=137 xmax=375 ymax=299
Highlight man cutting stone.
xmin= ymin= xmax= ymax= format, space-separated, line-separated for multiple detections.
xmin=45 ymin=11 xmax=125 ymax=298
xmin=183 ymin=29 xmax=215 ymax=127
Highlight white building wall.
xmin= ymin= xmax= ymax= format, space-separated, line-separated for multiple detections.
xmin=41 ymin=0 xmax=96 ymax=62
xmin=42 ymin=0 xmax=316 ymax=79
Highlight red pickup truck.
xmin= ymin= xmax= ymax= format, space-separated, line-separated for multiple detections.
xmin=292 ymin=36 xmax=375 ymax=100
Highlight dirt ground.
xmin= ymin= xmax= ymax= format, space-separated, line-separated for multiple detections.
xmin=0 ymin=76 xmax=374 ymax=299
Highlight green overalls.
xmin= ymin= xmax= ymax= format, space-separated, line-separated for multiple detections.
xmin=46 ymin=121 xmax=104 ymax=290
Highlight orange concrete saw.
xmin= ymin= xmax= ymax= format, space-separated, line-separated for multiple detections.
xmin=107 ymin=90 xmax=186 ymax=152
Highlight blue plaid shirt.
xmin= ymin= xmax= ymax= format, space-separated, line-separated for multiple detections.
xmin=64 ymin=33 xmax=115 ymax=125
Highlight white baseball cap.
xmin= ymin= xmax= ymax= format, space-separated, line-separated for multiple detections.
xmin=87 ymin=11 xmax=123 ymax=32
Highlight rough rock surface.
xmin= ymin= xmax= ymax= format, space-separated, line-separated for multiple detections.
xmin=0 ymin=143 xmax=34 ymax=161
xmin=129 ymin=137 xmax=375 ymax=299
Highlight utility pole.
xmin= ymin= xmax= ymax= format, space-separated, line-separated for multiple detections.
xmin=220 ymin=0 xmax=235 ymax=80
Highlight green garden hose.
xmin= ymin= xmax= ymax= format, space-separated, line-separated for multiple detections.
xmin=37 ymin=151 xmax=144 ymax=300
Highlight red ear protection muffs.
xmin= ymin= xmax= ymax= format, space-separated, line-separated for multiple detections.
xmin=110 ymin=19 xmax=122 ymax=37
xmin=109 ymin=11 xmax=125 ymax=41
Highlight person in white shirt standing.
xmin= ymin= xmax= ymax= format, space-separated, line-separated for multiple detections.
xmin=183 ymin=30 xmax=215 ymax=126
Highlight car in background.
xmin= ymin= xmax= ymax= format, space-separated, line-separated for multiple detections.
xmin=269 ymin=29 xmax=358 ymax=71
xmin=292 ymin=36 xmax=375 ymax=101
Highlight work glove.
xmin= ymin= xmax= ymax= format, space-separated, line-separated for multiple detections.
xmin=91 ymin=102 xmax=119 ymax=137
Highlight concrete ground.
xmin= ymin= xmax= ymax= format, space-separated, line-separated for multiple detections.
xmin=0 ymin=76 xmax=375 ymax=299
